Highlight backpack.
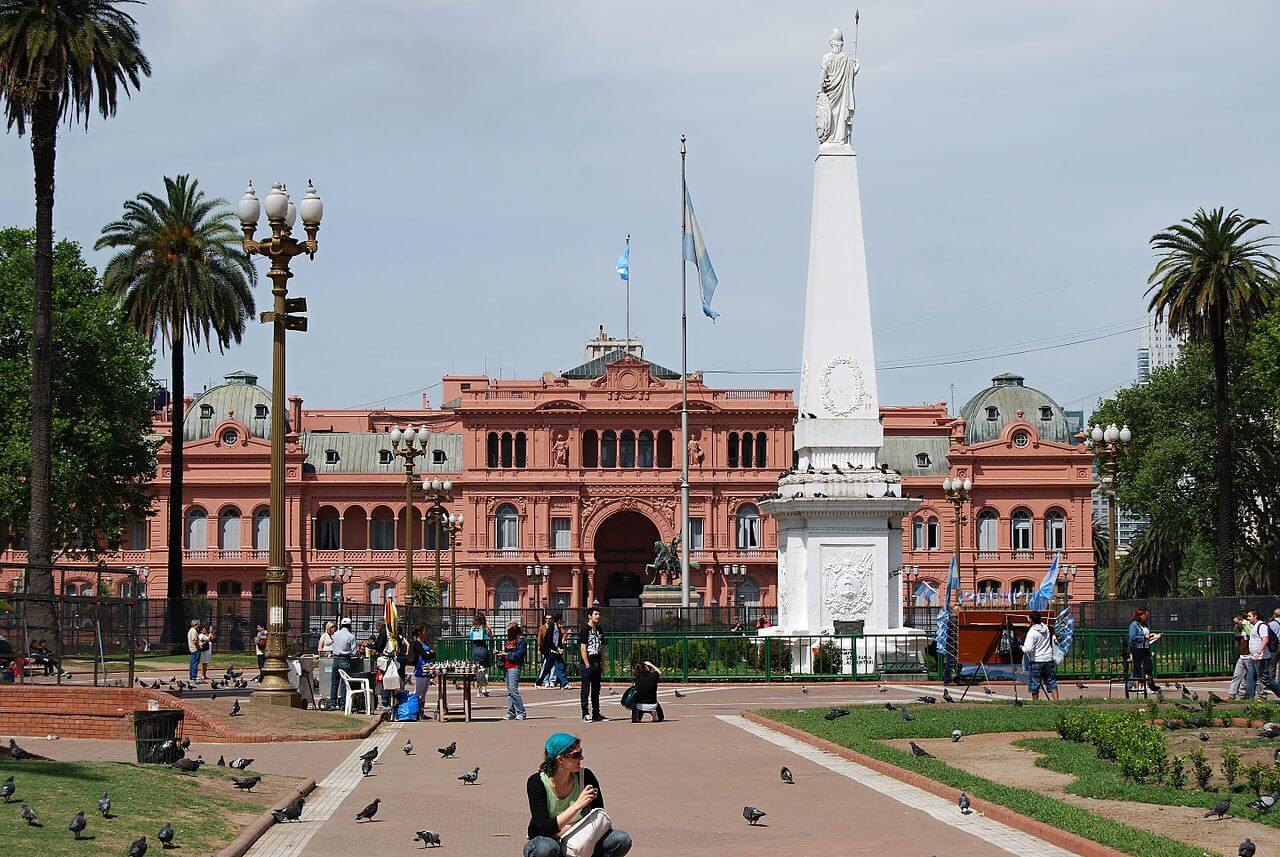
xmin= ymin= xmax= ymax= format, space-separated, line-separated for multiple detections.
xmin=620 ymin=685 xmax=638 ymax=710
xmin=1267 ymin=620 xmax=1280 ymax=657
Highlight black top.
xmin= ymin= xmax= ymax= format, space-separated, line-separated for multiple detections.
xmin=526 ymin=768 xmax=604 ymax=841
xmin=539 ymin=624 xmax=563 ymax=658
xmin=579 ymin=624 xmax=605 ymax=667
xmin=633 ymin=671 xmax=659 ymax=705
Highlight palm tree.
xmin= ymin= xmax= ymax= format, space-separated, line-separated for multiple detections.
xmin=1115 ymin=524 xmax=1182 ymax=599
xmin=0 ymin=0 xmax=149 ymax=633
xmin=97 ymin=175 xmax=256 ymax=650
xmin=1091 ymin=516 xmax=1110 ymax=595
xmin=1147 ymin=208 xmax=1279 ymax=595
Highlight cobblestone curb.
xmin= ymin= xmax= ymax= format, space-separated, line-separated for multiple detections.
xmin=216 ymin=777 xmax=318 ymax=857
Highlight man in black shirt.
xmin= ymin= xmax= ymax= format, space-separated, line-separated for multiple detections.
xmin=579 ymin=608 xmax=606 ymax=722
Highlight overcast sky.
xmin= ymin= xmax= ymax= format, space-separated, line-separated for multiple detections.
xmin=2 ymin=1 xmax=1278 ymax=415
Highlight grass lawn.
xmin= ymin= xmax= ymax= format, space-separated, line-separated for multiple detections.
xmin=0 ymin=757 xmax=293 ymax=856
xmin=762 ymin=701 xmax=1214 ymax=857
xmin=179 ymin=696 xmax=372 ymax=736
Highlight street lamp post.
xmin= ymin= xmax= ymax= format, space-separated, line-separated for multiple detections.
xmin=941 ymin=474 xmax=973 ymax=609
xmin=239 ymin=179 xmax=323 ymax=707
xmin=526 ymin=562 xmax=550 ymax=610
xmin=329 ymin=565 xmax=354 ymax=623
xmin=902 ymin=564 xmax=922 ymax=607
xmin=390 ymin=425 xmax=433 ymax=600
xmin=1196 ymin=576 xmax=1216 ymax=596
xmin=443 ymin=512 xmax=464 ymax=615
xmin=1090 ymin=423 xmax=1133 ymax=600
xmin=418 ymin=476 xmax=454 ymax=601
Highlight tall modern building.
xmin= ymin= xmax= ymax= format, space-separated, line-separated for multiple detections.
xmin=1137 ymin=313 xmax=1182 ymax=384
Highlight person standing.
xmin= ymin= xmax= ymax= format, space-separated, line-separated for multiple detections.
xmin=535 ymin=615 xmax=555 ymax=688
xmin=1245 ymin=609 xmax=1280 ymax=700
xmin=329 ymin=617 xmax=358 ymax=710
xmin=198 ymin=625 xmax=214 ymax=681
xmin=470 ymin=613 xmax=492 ymax=698
xmin=253 ymin=624 xmax=268 ymax=683
xmin=550 ymin=614 xmax=570 ymax=689
xmin=630 ymin=660 xmax=664 ymax=723
xmin=504 ymin=624 xmax=528 ymax=720
xmin=1127 ymin=609 xmax=1161 ymax=693
xmin=579 ymin=608 xmax=606 ymax=723
xmin=524 ymin=733 xmax=632 ymax=857
xmin=1268 ymin=609 xmax=1280 ymax=685
xmin=186 ymin=620 xmax=201 ymax=681
xmin=411 ymin=625 xmax=435 ymax=718
xmin=318 ymin=621 xmax=336 ymax=654
xmin=1023 ymin=612 xmax=1059 ymax=701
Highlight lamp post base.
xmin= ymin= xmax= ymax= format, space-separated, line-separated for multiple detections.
xmin=250 ymin=687 xmax=304 ymax=708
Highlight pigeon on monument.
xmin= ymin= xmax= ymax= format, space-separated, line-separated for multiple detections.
xmin=1240 ymin=838 xmax=1257 ymax=857
xmin=951 ymin=729 xmax=962 ymax=743
xmin=958 ymin=792 xmax=971 ymax=814
xmin=458 ymin=767 xmax=480 ymax=785
xmin=69 ymin=810 xmax=87 ymax=839
xmin=1247 ymin=793 xmax=1278 ymax=814
xmin=743 ymin=806 xmax=767 ymax=825
xmin=780 ymin=767 xmax=794 ymax=784
xmin=229 ymin=758 xmax=253 ymax=770
xmin=403 ymin=739 xmax=413 ymax=756
xmin=8 ymin=738 xmax=30 ymax=760
xmin=98 ymin=792 xmax=112 ymax=817
xmin=355 ymin=799 xmax=381 ymax=822
xmin=361 ymin=757 xmax=373 ymax=777
xmin=437 ymin=741 xmax=456 ymax=758
xmin=909 ymin=741 xmax=933 ymax=758
xmin=415 ymin=830 xmax=443 ymax=847
xmin=1206 ymin=797 xmax=1232 ymax=819
xmin=229 ymin=700 xmax=242 ymax=717
xmin=21 ymin=804 xmax=37 ymax=825
xmin=1 ymin=775 xmax=13 ymax=802
xmin=158 ymin=822 xmax=174 ymax=847
xmin=129 ymin=835 xmax=148 ymax=856
xmin=232 ymin=776 xmax=261 ymax=792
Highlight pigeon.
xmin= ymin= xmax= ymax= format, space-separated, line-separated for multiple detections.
xmin=403 ymin=739 xmax=413 ymax=756
xmin=359 ymin=746 xmax=379 ymax=763
xmin=877 ymin=684 xmax=888 ymax=694
xmin=229 ymin=758 xmax=253 ymax=770
xmin=1240 ymin=838 xmax=1257 ymax=857
xmin=232 ymin=776 xmax=261 ymax=792
xmin=437 ymin=741 xmax=456 ymax=759
xmin=361 ymin=757 xmax=373 ymax=777
xmin=982 ymin=686 xmax=993 ymax=696
xmin=801 ymin=685 xmax=809 ymax=694
xmin=129 ymin=835 xmax=148 ymax=856
xmin=1247 ymin=793 xmax=1278 ymax=814
xmin=1199 ymin=732 xmax=1210 ymax=742
xmin=1075 ymin=681 xmax=1087 ymax=690
xmin=780 ymin=767 xmax=794 ymax=784
xmin=1013 ymin=698 xmax=1025 ymax=708
xmin=229 ymin=700 xmax=242 ymax=717
xmin=1274 ymin=746 xmax=1280 ymax=764
xmin=1181 ymin=686 xmax=1192 ymax=699
xmin=415 ymin=830 xmax=442 ymax=847
xmin=1206 ymin=797 xmax=1232 ymax=819
xmin=285 ymin=797 xmax=304 ymax=821
xmin=458 ymin=767 xmax=480 ymax=785
xmin=1259 ymin=724 xmax=1280 ymax=740
xmin=0 ymin=775 xmax=13 ymax=802
xmin=157 ymin=823 xmax=174 ymax=847
xmin=824 ymin=708 xmax=849 ymax=721
xmin=1209 ymin=691 xmax=1226 ymax=704
xmin=271 ymin=808 xmax=291 ymax=824
xmin=951 ymin=729 xmax=963 ymax=743
xmin=942 ymin=688 xmax=956 ymax=703
xmin=21 ymin=804 xmax=37 ymax=825
xmin=884 ymin=702 xmax=897 ymax=711
xmin=355 ymin=799 xmax=380 ymax=822
xmin=909 ymin=741 xmax=934 ymax=758
xmin=673 ymin=689 xmax=686 ymax=699
xmin=98 ymin=792 xmax=112 ymax=818
xmin=179 ymin=737 xmax=190 ymax=751
xmin=743 ymin=806 xmax=767 ymax=825
xmin=901 ymin=708 xmax=914 ymax=722
xmin=958 ymin=792 xmax=971 ymax=814
xmin=917 ymin=695 xmax=937 ymax=704
xmin=8 ymin=739 xmax=30 ymax=760
xmin=69 ymin=810 xmax=87 ymax=839
xmin=172 ymin=757 xmax=203 ymax=773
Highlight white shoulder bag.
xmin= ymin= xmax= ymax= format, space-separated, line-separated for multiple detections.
xmin=560 ymin=807 xmax=612 ymax=857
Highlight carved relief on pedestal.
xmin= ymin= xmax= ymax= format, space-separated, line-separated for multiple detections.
xmin=776 ymin=551 xmax=789 ymax=618
xmin=820 ymin=355 xmax=869 ymax=417
xmin=821 ymin=546 xmax=875 ymax=622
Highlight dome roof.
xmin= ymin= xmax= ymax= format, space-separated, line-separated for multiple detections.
xmin=958 ymin=372 xmax=1071 ymax=445
xmin=183 ymin=370 xmax=280 ymax=441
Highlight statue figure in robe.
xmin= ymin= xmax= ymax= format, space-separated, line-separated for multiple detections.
xmin=816 ymin=28 xmax=858 ymax=145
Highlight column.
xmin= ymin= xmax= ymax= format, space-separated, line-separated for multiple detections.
xmin=703 ymin=566 xmax=715 ymax=608
xmin=585 ymin=565 xmax=596 ymax=607
xmin=571 ymin=567 xmax=582 ymax=609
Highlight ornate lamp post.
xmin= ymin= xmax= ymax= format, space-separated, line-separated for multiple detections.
xmin=941 ymin=474 xmax=973 ymax=609
xmin=1196 ymin=576 xmax=1216 ymax=596
xmin=329 ymin=565 xmax=354 ymax=623
xmin=902 ymin=564 xmax=922 ymax=606
xmin=238 ymin=179 xmax=323 ymax=707
xmin=390 ymin=425 xmax=432 ymax=599
xmin=1089 ymin=423 xmax=1132 ymax=600
xmin=418 ymin=476 xmax=454 ymax=601
xmin=526 ymin=562 xmax=550 ymax=610
xmin=443 ymin=512 xmax=463 ymax=615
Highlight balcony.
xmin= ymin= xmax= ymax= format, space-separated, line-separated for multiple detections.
xmin=183 ymin=549 xmax=262 ymax=561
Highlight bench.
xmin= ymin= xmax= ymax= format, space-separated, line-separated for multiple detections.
xmin=879 ymin=658 xmax=928 ymax=676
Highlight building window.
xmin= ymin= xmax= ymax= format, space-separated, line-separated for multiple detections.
xmin=986 ymin=406 xmax=999 ymax=421
xmin=487 ymin=432 xmax=500 ymax=468
xmin=185 ymin=508 xmax=207 ymax=550
xmin=1045 ymin=509 xmax=1066 ymax=552
xmin=915 ymin=452 xmax=931 ymax=468
xmin=601 ymin=430 xmax=618 ymax=468
xmin=221 ymin=429 xmax=239 ymax=445
xmin=656 ymin=430 xmax=673 ymax=469
xmin=370 ymin=508 xmax=395 ymax=550
xmin=432 ymin=449 xmax=447 ymax=464
xmin=741 ymin=433 xmax=754 ymax=468
xmin=217 ymin=580 xmax=242 ymax=597
xmin=184 ymin=580 xmax=208 ymax=596
xmin=551 ymin=517 xmax=571 ymax=550
xmin=378 ymin=449 xmax=393 ymax=465
xmin=977 ymin=509 xmax=998 ymax=552
xmin=500 ymin=432 xmax=514 ymax=468
xmin=128 ymin=520 xmax=148 ymax=551
xmin=253 ymin=509 xmax=269 ymax=550
xmin=911 ymin=516 xmax=926 ymax=551
xmin=324 ymin=449 xmax=339 ymax=465
xmin=426 ymin=518 xmax=450 ymax=550
xmin=1011 ymin=510 xmax=1032 ymax=551
xmin=514 ymin=432 xmax=527 ymax=468
xmin=200 ymin=404 xmax=214 ymax=420
xmin=1012 ymin=430 xmax=1030 ymax=448
xmin=494 ymin=576 xmax=520 ymax=610
xmin=619 ymin=430 xmax=636 ymax=468
xmin=1039 ymin=406 xmax=1052 ymax=421
xmin=755 ymin=433 xmax=768 ymax=468
xmin=581 ymin=430 xmax=598 ymax=468
xmin=687 ymin=518 xmax=704 ymax=550
xmin=1011 ymin=579 xmax=1034 ymax=605
xmin=255 ymin=404 xmax=268 ymax=420
xmin=735 ymin=504 xmax=761 ymax=549
xmin=316 ymin=508 xmax=341 ymax=550
xmin=495 ymin=503 xmax=519 ymax=551
xmin=727 ymin=432 xmax=739 ymax=468
xmin=977 ymin=580 xmax=1001 ymax=604
xmin=735 ymin=577 xmax=761 ymax=608
xmin=314 ymin=582 xmax=327 ymax=601
xmin=638 ymin=431 xmax=654 ymax=468
xmin=218 ymin=508 xmax=241 ymax=550
xmin=927 ymin=516 xmax=940 ymax=551
xmin=368 ymin=582 xmax=384 ymax=604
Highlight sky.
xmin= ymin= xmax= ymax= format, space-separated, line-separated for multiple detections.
xmin=2 ymin=1 xmax=1278 ymax=415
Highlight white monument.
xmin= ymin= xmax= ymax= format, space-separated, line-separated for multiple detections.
xmin=759 ymin=27 xmax=919 ymax=669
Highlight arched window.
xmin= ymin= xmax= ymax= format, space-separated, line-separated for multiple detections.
xmin=368 ymin=582 xmax=383 ymax=604
xmin=253 ymin=509 xmax=270 ymax=551
xmin=601 ymin=430 xmax=618 ymax=468
xmin=316 ymin=507 xmax=342 ymax=550
xmin=185 ymin=508 xmax=207 ymax=550
xmin=218 ymin=508 xmax=241 ymax=551
xmin=977 ymin=580 xmax=1002 ymax=605
xmin=735 ymin=504 xmax=761 ymax=549
xmin=927 ymin=516 xmax=940 ymax=551
xmin=217 ymin=580 xmax=242 ymax=597
xmin=735 ymin=577 xmax=762 ymax=608
xmin=370 ymin=507 xmax=395 ymax=550
xmin=741 ymin=433 xmax=754 ymax=468
xmin=500 ymin=432 xmax=514 ymax=468
xmin=581 ymin=430 xmax=598 ymax=468
xmin=755 ymin=433 xmax=768 ymax=468
xmin=656 ymin=430 xmax=673 ymax=468
xmin=1011 ymin=510 xmax=1032 ymax=552
xmin=486 ymin=432 xmax=500 ymax=468
xmin=1011 ymin=579 xmax=1034 ymax=605
xmin=977 ymin=509 xmax=999 ymax=552
xmin=494 ymin=576 xmax=520 ymax=610
xmin=911 ymin=516 xmax=926 ymax=551
xmin=384 ymin=584 xmax=396 ymax=603
xmin=1044 ymin=509 xmax=1066 ymax=552
xmin=619 ymin=430 xmax=636 ymax=468
xmin=638 ymin=431 xmax=655 ymax=468
xmin=495 ymin=503 xmax=519 ymax=551
xmin=314 ymin=582 xmax=328 ymax=602
xmin=727 ymin=432 xmax=740 ymax=468
xmin=426 ymin=517 xmax=450 ymax=550
xmin=184 ymin=580 xmax=208 ymax=596
xmin=514 ymin=432 xmax=527 ymax=468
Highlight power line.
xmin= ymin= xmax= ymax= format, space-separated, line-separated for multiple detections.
xmin=343 ymin=380 xmax=442 ymax=410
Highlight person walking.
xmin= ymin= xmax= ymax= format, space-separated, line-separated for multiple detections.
xmin=535 ymin=614 xmax=555 ymax=688
xmin=1230 ymin=614 xmax=1252 ymax=699
xmin=504 ymin=623 xmax=528 ymax=720
xmin=411 ymin=625 xmax=435 ymax=718
xmin=469 ymin=613 xmax=492 ymax=698
xmin=1023 ymin=612 xmax=1059 ymax=701
xmin=629 ymin=660 xmax=664 ymax=723
xmin=579 ymin=608 xmax=606 ymax=723
xmin=1269 ymin=609 xmax=1280 ymax=686
xmin=1127 ymin=609 xmax=1161 ymax=693
xmin=329 ymin=617 xmax=358 ymax=710
xmin=253 ymin=624 xmax=268 ymax=683
xmin=550 ymin=614 xmax=570 ymax=689
xmin=1244 ymin=608 xmax=1280 ymax=700
xmin=524 ymin=733 xmax=632 ymax=857
xmin=186 ymin=620 xmax=201 ymax=681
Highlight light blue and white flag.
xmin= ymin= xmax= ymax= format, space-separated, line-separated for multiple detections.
xmin=1027 ymin=554 xmax=1061 ymax=611
xmin=942 ymin=555 xmax=960 ymax=606
xmin=912 ymin=581 xmax=938 ymax=605
xmin=615 ymin=239 xmax=630 ymax=282
xmin=682 ymin=184 xmax=719 ymax=320
xmin=1055 ymin=607 xmax=1076 ymax=654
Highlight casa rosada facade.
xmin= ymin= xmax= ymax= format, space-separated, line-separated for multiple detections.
xmin=0 ymin=334 xmax=1097 ymax=612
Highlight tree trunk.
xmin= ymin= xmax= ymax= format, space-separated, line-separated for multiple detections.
xmin=1211 ymin=315 xmax=1236 ymax=596
xmin=165 ymin=336 xmax=187 ymax=652
xmin=24 ymin=96 xmax=58 ymax=643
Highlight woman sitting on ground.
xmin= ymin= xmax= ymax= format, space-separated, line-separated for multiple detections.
xmin=525 ymin=733 xmax=632 ymax=857
xmin=630 ymin=660 xmax=663 ymax=723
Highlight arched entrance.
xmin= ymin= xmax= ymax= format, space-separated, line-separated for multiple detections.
xmin=592 ymin=511 xmax=660 ymax=606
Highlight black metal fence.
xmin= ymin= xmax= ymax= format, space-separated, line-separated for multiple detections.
xmin=904 ymin=596 xmax=1280 ymax=633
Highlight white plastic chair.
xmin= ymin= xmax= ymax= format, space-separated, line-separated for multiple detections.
xmin=339 ymin=668 xmax=373 ymax=716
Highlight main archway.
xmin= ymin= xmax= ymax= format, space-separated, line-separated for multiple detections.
xmin=592 ymin=510 xmax=660 ymax=606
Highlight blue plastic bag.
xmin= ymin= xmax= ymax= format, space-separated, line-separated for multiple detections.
xmin=395 ymin=692 xmax=420 ymax=722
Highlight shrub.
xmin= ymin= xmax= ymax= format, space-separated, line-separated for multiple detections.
xmin=746 ymin=637 xmax=792 ymax=673
xmin=681 ymin=639 xmax=710 ymax=673
xmin=1246 ymin=762 xmax=1266 ymax=797
xmin=1263 ymin=765 xmax=1280 ymax=796
xmin=1115 ymin=723 xmax=1168 ymax=783
xmin=813 ymin=640 xmax=843 ymax=675
xmin=1244 ymin=699 xmax=1272 ymax=727
xmin=651 ymin=614 xmax=684 ymax=632
xmin=1056 ymin=708 xmax=1091 ymax=743
xmin=628 ymin=638 xmax=659 ymax=667
xmin=1166 ymin=756 xmax=1187 ymax=790
xmin=1188 ymin=747 xmax=1213 ymax=790
xmin=714 ymin=637 xmax=751 ymax=669
xmin=1221 ymin=745 xmax=1241 ymax=789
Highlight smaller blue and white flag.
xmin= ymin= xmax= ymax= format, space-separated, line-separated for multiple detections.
xmin=615 ymin=238 xmax=630 ymax=282
xmin=682 ymin=184 xmax=719 ymax=319
xmin=935 ymin=609 xmax=950 ymax=654
xmin=912 ymin=581 xmax=938 ymax=606
xmin=943 ymin=555 xmax=960 ymax=606
xmin=1028 ymin=554 xmax=1061 ymax=611
xmin=1055 ymin=607 xmax=1076 ymax=654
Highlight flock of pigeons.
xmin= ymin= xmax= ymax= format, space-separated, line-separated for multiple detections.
xmin=346 ymin=738 xmax=458 ymax=846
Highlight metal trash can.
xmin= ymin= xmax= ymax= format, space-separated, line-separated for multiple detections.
xmin=133 ymin=709 xmax=184 ymax=764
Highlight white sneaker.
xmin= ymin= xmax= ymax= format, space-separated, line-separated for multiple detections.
xmin=517 ymin=713 xmax=527 ymax=720
xmin=583 ymin=715 xmax=592 ymax=723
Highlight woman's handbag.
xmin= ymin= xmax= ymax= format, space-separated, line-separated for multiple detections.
xmin=382 ymin=659 xmax=402 ymax=691
xmin=619 ymin=685 xmax=638 ymax=710
xmin=559 ymin=807 xmax=612 ymax=857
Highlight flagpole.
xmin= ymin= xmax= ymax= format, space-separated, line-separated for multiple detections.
xmin=625 ymin=234 xmax=631 ymax=349
xmin=679 ymin=135 xmax=690 ymax=610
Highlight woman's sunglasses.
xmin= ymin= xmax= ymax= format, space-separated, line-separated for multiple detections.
xmin=562 ymin=749 xmax=583 ymax=760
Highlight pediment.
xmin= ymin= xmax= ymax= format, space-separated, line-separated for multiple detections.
xmin=534 ymin=400 xmax=588 ymax=412
xmin=589 ymin=355 xmax=667 ymax=393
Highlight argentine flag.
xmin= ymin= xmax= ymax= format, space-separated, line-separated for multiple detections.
xmin=943 ymin=554 xmax=960 ymax=606
xmin=616 ymin=239 xmax=629 ymax=282
xmin=1027 ymin=554 xmax=1061 ymax=611
xmin=683 ymin=184 xmax=719 ymax=319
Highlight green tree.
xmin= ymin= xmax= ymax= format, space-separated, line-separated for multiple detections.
xmin=1115 ymin=524 xmax=1182 ymax=598
xmin=96 ymin=175 xmax=256 ymax=650
xmin=0 ymin=227 xmax=157 ymax=562
xmin=1146 ymin=207 xmax=1279 ymax=594
xmin=0 ymin=0 xmax=150 ymax=635
xmin=410 ymin=578 xmax=443 ymax=607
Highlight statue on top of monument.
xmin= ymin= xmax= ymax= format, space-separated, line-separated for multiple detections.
xmin=816 ymin=26 xmax=858 ymax=145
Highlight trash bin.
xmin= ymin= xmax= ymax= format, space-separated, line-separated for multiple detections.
xmin=133 ymin=709 xmax=184 ymax=764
